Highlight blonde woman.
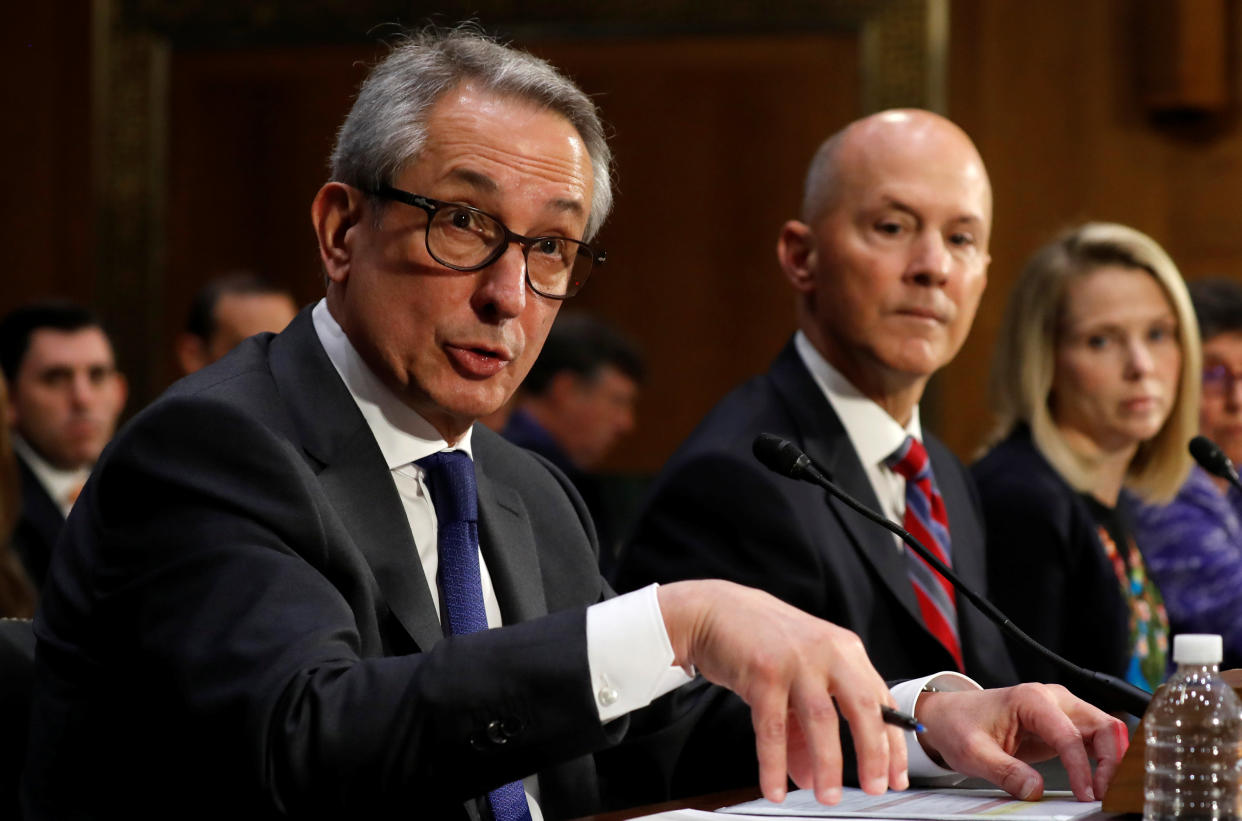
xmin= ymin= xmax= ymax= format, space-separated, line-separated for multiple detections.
xmin=972 ymin=222 xmax=1199 ymax=693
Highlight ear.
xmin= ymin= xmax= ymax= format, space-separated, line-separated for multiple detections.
xmin=776 ymin=220 xmax=817 ymax=294
xmin=311 ymin=182 xmax=366 ymax=286
xmin=110 ymin=371 xmax=128 ymax=416
xmin=174 ymin=333 xmax=208 ymax=375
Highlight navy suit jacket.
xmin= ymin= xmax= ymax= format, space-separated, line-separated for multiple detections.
xmin=24 ymin=309 xmax=646 ymax=820
xmin=615 ymin=341 xmax=1018 ymax=688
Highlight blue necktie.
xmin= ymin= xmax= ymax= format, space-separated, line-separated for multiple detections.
xmin=417 ymin=451 xmax=533 ymax=821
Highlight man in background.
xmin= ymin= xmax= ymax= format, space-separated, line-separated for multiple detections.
xmin=0 ymin=301 xmax=126 ymax=588
xmin=503 ymin=313 xmax=643 ymax=568
xmin=616 ymin=109 xmax=1020 ymax=690
xmin=175 ymin=273 xmax=298 ymax=374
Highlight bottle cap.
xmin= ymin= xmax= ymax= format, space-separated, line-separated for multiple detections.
xmin=1173 ymin=634 xmax=1223 ymax=665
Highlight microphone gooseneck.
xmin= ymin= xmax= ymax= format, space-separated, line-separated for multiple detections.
xmin=752 ymin=433 xmax=1152 ymax=719
xmin=1190 ymin=435 xmax=1242 ymax=491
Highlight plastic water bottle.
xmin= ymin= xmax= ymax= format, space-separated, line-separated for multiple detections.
xmin=1144 ymin=634 xmax=1242 ymax=820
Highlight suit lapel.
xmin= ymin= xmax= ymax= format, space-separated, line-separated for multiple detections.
xmin=16 ymin=455 xmax=65 ymax=546
xmin=767 ymin=343 xmax=925 ymax=627
xmin=474 ymin=435 xmax=548 ymax=625
xmin=268 ymin=309 xmax=443 ymax=651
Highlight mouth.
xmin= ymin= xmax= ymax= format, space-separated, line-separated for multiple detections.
xmin=444 ymin=343 xmax=513 ymax=379
xmin=894 ymin=306 xmax=948 ymax=323
xmin=1122 ymin=396 xmax=1159 ymax=412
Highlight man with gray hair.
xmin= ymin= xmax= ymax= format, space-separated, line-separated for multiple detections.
xmin=27 ymin=30 xmax=1125 ymax=821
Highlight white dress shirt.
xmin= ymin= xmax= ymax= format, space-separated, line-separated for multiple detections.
xmin=311 ymin=301 xmax=690 ymax=815
xmin=794 ymin=331 xmax=979 ymax=778
xmin=312 ymin=302 xmax=973 ymax=794
xmin=12 ymin=435 xmax=90 ymax=518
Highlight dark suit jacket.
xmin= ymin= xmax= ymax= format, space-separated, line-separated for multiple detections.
xmin=23 ymin=309 xmax=645 ymax=820
xmin=615 ymin=341 xmax=1018 ymax=688
xmin=11 ymin=455 xmax=64 ymax=591
xmin=0 ymin=618 xmax=34 ymax=820
xmin=972 ymin=426 xmax=1135 ymax=688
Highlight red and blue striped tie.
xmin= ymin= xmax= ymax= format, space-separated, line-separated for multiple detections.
xmin=885 ymin=436 xmax=964 ymax=672
xmin=418 ymin=450 xmax=534 ymax=821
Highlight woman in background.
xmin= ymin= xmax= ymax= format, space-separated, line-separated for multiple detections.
xmin=973 ymin=222 xmax=1198 ymax=693
xmin=1133 ymin=278 xmax=1242 ymax=668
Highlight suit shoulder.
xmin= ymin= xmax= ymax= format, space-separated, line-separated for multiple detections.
xmin=971 ymin=432 xmax=1078 ymax=523
xmin=666 ymin=372 xmax=793 ymax=464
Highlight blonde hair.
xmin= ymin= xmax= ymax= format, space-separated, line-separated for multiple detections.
xmin=986 ymin=222 xmax=1200 ymax=503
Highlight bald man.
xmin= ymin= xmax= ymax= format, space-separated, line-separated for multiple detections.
xmin=617 ymin=110 xmax=1020 ymax=704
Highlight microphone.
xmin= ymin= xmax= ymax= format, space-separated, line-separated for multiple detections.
xmin=1190 ymin=435 xmax=1242 ymax=492
xmin=752 ymin=432 xmax=1152 ymax=718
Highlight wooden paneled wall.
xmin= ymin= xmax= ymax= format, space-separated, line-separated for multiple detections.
xmin=13 ymin=1 xmax=1242 ymax=473
xmin=942 ymin=0 xmax=1242 ymax=460
xmin=2 ymin=5 xmax=94 ymax=308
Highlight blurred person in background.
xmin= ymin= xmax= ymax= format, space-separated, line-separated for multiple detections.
xmin=974 ymin=222 xmax=1198 ymax=694
xmin=0 ymin=301 xmax=127 ymax=589
xmin=1133 ymin=277 xmax=1242 ymax=668
xmin=0 ymin=376 xmax=37 ymax=820
xmin=502 ymin=313 xmax=643 ymax=569
xmin=0 ymin=377 xmax=36 ymax=618
xmin=175 ymin=273 xmax=298 ymax=375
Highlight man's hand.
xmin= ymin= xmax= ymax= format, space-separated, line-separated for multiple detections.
xmin=916 ymin=683 xmax=1130 ymax=802
xmin=657 ymin=580 xmax=908 ymax=805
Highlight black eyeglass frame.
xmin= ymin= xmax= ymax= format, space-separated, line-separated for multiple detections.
xmin=373 ymin=184 xmax=606 ymax=299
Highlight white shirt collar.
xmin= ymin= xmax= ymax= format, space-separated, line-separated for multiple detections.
xmin=12 ymin=435 xmax=90 ymax=517
xmin=793 ymin=330 xmax=922 ymax=464
xmin=311 ymin=299 xmax=473 ymax=467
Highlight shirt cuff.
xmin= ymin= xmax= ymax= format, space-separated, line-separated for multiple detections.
xmin=586 ymin=583 xmax=695 ymax=723
xmin=890 ymin=671 xmax=981 ymax=780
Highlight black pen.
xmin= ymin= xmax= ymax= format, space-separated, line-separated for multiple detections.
xmin=881 ymin=706 xmax=925 ymax=733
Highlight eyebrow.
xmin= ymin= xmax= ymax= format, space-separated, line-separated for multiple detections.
xmin=446 ymin=167 xmax=586 ymax=218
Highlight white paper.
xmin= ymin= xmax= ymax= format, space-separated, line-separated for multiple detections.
xmin=718 ymin=787 xmax=1100 ymax=820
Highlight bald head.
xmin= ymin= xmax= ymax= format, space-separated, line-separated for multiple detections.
xmin=801 ymin=109 xmax=991 ymax=227
xmin=776 ymin=108 xmax=992 ymax=422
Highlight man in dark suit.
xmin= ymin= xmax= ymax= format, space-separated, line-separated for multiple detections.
xmin=25 ymin=31 xmax=1125 ymax=821
xmin=616 ymin=110 xmax=1019 ymax=692
xmin=0 ymin=302 xmax=127 ymax=589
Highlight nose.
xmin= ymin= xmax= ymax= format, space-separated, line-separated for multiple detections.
xmin=1124 ymin=336 xmax=1157 ymax=378
xmin=906 ymin=231 xmax=951 ymax=286
xmin=471 ymin=242 xmax=528 ymax=321
xmin=69 ymin=372 xmax=95 ymax=408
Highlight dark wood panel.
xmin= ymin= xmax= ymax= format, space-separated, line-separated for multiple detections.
xmin=164 ymin=44 xmax=381 ymax=390
xmin=944 ymin=0 xmax=1242 ymax=462
xmin=0 ymin=4 xmax=94 ymax=313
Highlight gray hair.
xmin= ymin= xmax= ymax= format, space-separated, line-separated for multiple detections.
xmin=330 ymin=25 xmax=613 ymax=241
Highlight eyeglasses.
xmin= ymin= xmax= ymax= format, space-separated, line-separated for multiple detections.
xmin=1203 ymin=364 xmax=1242 ymax=397
xmin=372 ymin=185 xmax=605 ymax=299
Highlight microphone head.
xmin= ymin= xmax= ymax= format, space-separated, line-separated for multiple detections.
xmin=1190 ymin=435 xmax=1238 ymax=481
xmin=753 ymin=433 xmax=809 ymax=479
